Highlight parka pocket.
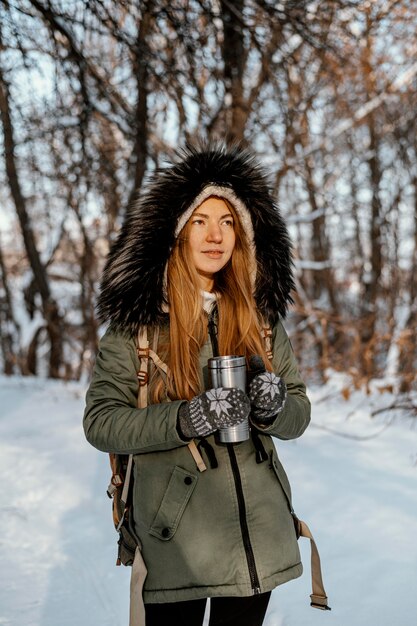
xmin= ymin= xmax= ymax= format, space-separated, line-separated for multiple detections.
xmin=149 ymin=466 xmax=198 ymax=541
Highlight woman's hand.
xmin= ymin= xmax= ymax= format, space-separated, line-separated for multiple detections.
xmin=178 ymin=387 xmax=250 ymax=439
xmin=248 ymin=356 xmax=287 ymax=425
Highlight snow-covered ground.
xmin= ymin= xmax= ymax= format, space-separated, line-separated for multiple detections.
xmin=1 ymin=373 xmax=416 ymax=626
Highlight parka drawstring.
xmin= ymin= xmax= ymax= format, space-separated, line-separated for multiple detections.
xmin=197 ymin=438 xmax=219 ymax=469
xmin=251 ymin=430 xmax=269 ymax=464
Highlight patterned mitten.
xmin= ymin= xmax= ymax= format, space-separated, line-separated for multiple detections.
xmin=178 ymin=387 xmax=250 ymax=439
xmin=248 ymin=359 xmax=287 ymax=425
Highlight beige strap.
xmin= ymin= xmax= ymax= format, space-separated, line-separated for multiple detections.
xmin=187 ymin=439 xmax=207 ymax=472
xmin=151 ymin=326 xmax=159 ymax=355
xmin=129 ymin=547 xmax=147 ymax=626
xmin=262 ymin=323 xmax=273 ymax=361
xmin=298 ymin=519 xmax=331 ymax=610
xmin=120 ymin=455 xmax=133 ymax=507
xmin=137 ymin=327 xmax=149 ymax=409
xmin=136 ymin=326 xmax=206 ymax=473
xmin=115 ymin=454 xmax=134 ymax=532
xmin=148 ymin=347 xmax=169 ymax=375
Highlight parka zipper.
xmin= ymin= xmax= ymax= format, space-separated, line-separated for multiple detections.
xmin=227 ymin=443 xmax=261 ymax=595
xmin=207 ymin=308 xmax=261 ymax=594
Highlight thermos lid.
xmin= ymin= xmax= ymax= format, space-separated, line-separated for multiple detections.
xmin=208 ymin=355 xmax=246 ymax=370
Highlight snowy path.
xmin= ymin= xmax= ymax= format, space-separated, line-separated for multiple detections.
xmin=0 ymin=375 xmax=416 ymax=626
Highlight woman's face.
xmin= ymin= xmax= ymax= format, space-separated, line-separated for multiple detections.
xmin=186 ymin=196 xmax=236 ymax=291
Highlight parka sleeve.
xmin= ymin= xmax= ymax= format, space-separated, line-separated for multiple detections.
xmin=253 ymin=320 xmax=311 ymax=440
xmin=83 ymin=327 xmax=186 ymax=454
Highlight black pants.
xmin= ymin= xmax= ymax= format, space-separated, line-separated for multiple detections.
xmin=145 ymin=592 xmax=271 ymax=626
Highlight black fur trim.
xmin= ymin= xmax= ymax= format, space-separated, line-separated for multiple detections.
xmin=97 ymin=142 xmax=295 ymax=333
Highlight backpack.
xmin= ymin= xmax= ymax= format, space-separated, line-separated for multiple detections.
xmin=106 ymin=325 xmax=331 ymax=620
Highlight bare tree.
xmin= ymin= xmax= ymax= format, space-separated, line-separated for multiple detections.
xmin=0 ymin=237 xmax=21 ymax=374
xmin=0 ymin=53 xmax=63 ymax=377
xmin=0 ymin=0 xmax=416 ymax=390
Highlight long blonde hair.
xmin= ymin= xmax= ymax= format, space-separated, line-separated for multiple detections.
xmin=152 ymin=198 xmax=272 ymax=402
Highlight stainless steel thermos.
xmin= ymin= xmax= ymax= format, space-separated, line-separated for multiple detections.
xmin=207 ymin=355 xmax=249 ymax=443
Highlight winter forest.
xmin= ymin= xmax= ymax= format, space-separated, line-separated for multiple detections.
xmin=1 ymin=0 xmax=416 ymax=397
xmin=1 ymin=3 xmax=417 ymax=626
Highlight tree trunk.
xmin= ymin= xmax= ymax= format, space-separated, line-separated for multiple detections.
xmin=0 ymin=239 xmax=21 ymax=374
xmin=398 ymin=176 xmax=417 ymax=392
xmin=347 ymin=137 xmax=365 ymax=288
xmin=359 ymin=21 xmax=383 ymax=378
xmin=220 ymin=0 xmax=247 ymax=143
xmin=0 ymin=63 xmax=63 ymax=377
xmin=304 ymin=156 xmax=338 ymax=312
xmin=128 ymin=3 xmax=153 ymax=205
xmin=70 ymin=198 xmax=99 ymax=378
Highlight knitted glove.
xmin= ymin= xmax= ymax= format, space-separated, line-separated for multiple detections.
xmin=248 ymin=355 xmax=287 ymax=425
xmin=178 ymin=387 xmax=250 ymax=439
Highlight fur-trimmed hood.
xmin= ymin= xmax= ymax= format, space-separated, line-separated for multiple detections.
xmin=97 ymin=143 xmax=295 ymax=333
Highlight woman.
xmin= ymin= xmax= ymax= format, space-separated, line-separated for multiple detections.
xmin=84 ymin=143 xmax=311 ymax=626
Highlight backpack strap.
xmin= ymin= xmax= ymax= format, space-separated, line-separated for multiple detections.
xmin=129 ymin=546 xmax=147 ymax=626
xmin=116 ymin=454 xmax=134 ymax=531
xmin=137 ymin=326 xmax=150 ymax=409
xmin=107 ymin=329 xmax=152 ymax=531
xmin=295 ymin=518 xmax=331 ymax=610
xmin=136 ymin=326 xmax=207 ymax=473
xmin=261 ymin=323 xmax=273 ymax=362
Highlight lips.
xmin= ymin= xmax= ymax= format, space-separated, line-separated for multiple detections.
xmin=202 ymin=250 xmax=223 ymax=259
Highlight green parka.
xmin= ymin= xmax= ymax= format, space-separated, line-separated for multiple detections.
xmin=84 ymin=143 xmax=311 ymax=604
xmin=83 ymin=319 xmax=310 ymax=603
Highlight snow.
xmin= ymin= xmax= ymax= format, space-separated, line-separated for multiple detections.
xmin=0 ymin=374 xmax=416 ymax=626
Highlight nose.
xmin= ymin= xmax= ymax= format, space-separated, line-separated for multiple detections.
xmin=206 ymin=221 xmax=222 ymax=243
